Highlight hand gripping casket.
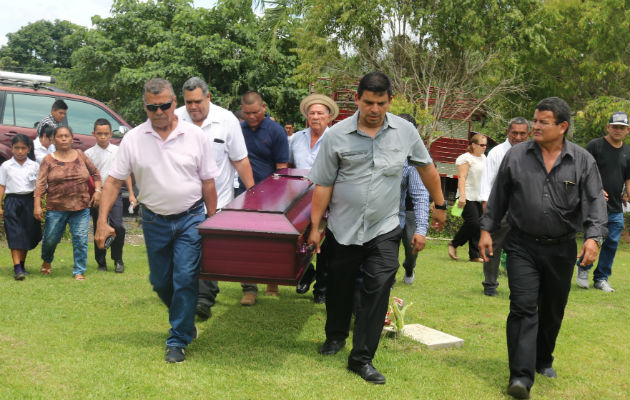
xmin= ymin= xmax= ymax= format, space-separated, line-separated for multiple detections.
xmin=197 ymin=169 xmax=323 ymax=285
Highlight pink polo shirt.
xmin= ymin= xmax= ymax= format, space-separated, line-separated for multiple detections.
xmin=109 ymin=118 xmax=218 ymax=215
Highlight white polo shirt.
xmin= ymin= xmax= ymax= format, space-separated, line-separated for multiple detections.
xmin=175 ymin=103 xmax=248 ymax=208
xmin=85 ymin=143 xmax=119 ymax=184
xmin=0 ymin=157 xmax=39 ymax=194
xmin=33 ymin=137 xmax=56 ymax=164
xmin=108 ymin=118 xmax=218 ymax=215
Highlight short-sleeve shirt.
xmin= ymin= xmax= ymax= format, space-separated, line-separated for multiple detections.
xmin=585 ymin=137 xmax=630 ymax=214
xmin=0 ymin=157 xmax=39 ymax=194
xmin=479 ymin=138 xmax=512 ymax=202
xmin=85 ymin=143 xmax=119 ymax=184
xmin=290 ymin=127 xmax=328 ymax=169
xmin=455 ymin=152 xmax=486 ymax=201
xmin=309 ymin=112 xmax=433 ymax=245
xmin=241 ymin=117 xmax=289 ymax=184
xmin=176 ymin=103 xmax=248 ymax=208
xmin=108 ymin=118 xmax=219 ymax=215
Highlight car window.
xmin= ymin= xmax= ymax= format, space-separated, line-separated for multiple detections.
xmin=5 ymin=92 xmax=53 ymax=128
xmin=3 ymin=92 xmax=125 ymax=138
xmin=64 ymin=99 xmax=124 ymax=138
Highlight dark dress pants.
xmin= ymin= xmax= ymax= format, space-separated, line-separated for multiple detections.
xmin=482 ymin=217 xmax=510 ymax=292
xmin=452 ymin=200 xmax=482 ymax=259
xmin=325 ymin=226 xmax=402 ymax=365
xmin=503 ymin=230 xmax=576 ymax=387
xmin=312 ymin=238 xmax=329 ymax=297
xmin=91 ymin=195 xmax=125 ymax=263
xmin=197 ymin=279 xmax=220 ymax=308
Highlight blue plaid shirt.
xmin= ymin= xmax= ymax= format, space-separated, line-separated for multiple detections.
xmin=399 ymin=160 xmax=430 ymax=236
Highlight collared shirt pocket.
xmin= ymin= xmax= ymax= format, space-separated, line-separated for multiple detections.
xmin=374 ymin=145 xmax=403 ymax=176
xmin=212 ymin=138 xmax=226 ymax=165
xmin=548 ymin=177 xmax=579 ymax=212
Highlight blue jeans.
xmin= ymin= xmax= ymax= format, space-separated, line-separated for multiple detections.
xmin=582 ymin=212 xmax=623 ymax=282
xmin=41 ymin=209 xmax=90 ymax=276
xmin=141 ymin=205 xmax=205 ymax=348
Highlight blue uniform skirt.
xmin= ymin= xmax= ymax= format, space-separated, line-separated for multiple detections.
xmin=3 ymin=193 xmax=42 ymax=250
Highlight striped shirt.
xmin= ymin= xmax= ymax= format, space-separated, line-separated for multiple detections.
xmin=399 ymin=161 xmax=430 ymax=235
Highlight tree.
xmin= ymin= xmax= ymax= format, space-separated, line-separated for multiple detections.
xmin=0 ymin=20 xmax=85 ymax=74
xmin=67 ymin=0 xmax=305 ymax=125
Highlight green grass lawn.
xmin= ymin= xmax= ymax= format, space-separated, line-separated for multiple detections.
xmin=0 ymin=238 xmax=628 ymax=399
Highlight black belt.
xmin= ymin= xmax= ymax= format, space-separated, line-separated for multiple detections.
xmin=514 ymin=228 xmax=575 ymax=245
xmin=144 ymin=199 xmax=204 ymax=220
xmin=5 ymin=192 xmax=34 ymax=198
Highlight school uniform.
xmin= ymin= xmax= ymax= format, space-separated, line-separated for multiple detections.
xmin=0 ymin=157 xmax=42 ymax=250
xmin=85 ymin=143 xmax=126 ymax=266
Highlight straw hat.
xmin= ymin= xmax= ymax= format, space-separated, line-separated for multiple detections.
xmin=299 ymin=94 xmax=339 ymax=120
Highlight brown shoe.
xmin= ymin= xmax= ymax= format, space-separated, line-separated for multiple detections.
xmin=240 ymin=291 xmax=257 ymax=306
xmin=40 ymin=262 xmax=52 ymax=275
xmin=469 ymin=257 xmax=484 ymax=263
xmin=73 ymin=274 xmax=86 ymax=281
xmin=265 ymin=284 xmax=279 ymax=296
xmin=448 ymin=242 xmax=458 ymax=260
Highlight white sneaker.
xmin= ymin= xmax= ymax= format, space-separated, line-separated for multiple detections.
xmin=576 ymin=267 xmax=589 ymax=289
xmin=594 ymin=280 xmax=615 ymax=293
xmin=403 ymin=272 xmax=415 ymax=285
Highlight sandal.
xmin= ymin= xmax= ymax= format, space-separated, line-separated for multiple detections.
xmin=40 ymin=262 xmax=52 ymax=275
xmin=73 ymin=274 xmax=86 ymax=281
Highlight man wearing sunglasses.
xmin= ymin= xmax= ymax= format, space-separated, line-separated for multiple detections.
xmin=95 ymin=78 xmax=219 ymax=364
xmin=478 ymin=117 xmax=531 ymax=296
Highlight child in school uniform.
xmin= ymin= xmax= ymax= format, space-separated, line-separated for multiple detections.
xmin=85 ymin=118 xmax=136 ymax=273
xmin=0 ymin=134 xmax=42 ymax=280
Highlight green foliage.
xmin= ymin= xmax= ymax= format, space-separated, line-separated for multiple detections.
xmin=0 ymin=19 xmax=86 ymax=74
xmin=574 ymin=96 xmax=630 ymax=146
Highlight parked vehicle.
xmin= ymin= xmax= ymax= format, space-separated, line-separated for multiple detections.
xmin=0 ymin=71 xmax=131 ymax=163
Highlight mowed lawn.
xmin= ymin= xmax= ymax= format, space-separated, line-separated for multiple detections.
xmin=0 ymin=237 xmax=628 ymax=400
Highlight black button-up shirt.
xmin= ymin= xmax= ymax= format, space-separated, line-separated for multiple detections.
xmin=480 ymin=139 xmax=607 ymax=240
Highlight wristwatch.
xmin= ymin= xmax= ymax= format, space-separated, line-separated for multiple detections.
xmin=591 ymin=237 xmax=604 ymax=247
xmin=434 ymin=200 xmax=448 ymax=210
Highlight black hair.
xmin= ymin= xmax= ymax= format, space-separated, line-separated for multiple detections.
xmin=94 ymin=118 xmax=112 ymax=130
xmin=11 ymin=134 xmax=36 ymax=161
xmin=285 ymin=121 xmax=294 ymax=126
xmin=53 ymin=125 xmax=73 ymax=137
xmin=52 ymin=99 xmax=68 ymax=111
xmin=38 ymin=124 xmax=55 ymax=139
xmin=397 ymin=113 xmax=417 ymax=128
xmin=535 ymin=97 xmax=571 ymax=127
xmin=357 ymin=72 xmax=392 ymax=98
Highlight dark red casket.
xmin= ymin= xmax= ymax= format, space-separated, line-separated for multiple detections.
xmin=197 ymin=169 xmax=323 ymax=285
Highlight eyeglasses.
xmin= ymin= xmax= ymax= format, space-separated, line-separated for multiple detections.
xmin=145 ymin=101 xmax=173 ymax=112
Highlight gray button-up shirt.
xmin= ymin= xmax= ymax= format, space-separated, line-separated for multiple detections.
xmin=480 ymin=139 xmax=607 ymax=240
xmin=309 ymin=111 xmax=433 ymax=245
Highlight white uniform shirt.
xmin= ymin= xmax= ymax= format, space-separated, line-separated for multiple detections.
xmin=85 ymin=143 xmax=119 ymax=184
xmin=108 ymin=119 xmax=219 ymax=215
xmin=455 ymin=152 xmax=486 ymax=202
xmin=175 ymin=103 xmax=247 ymax=209
xmin=33 ymin=137 xmax=56 ymax=164
xmin=0 ymin=157 xmax=39 ymax=194
xmin=478 ymin=139 xmax=513 ymax=202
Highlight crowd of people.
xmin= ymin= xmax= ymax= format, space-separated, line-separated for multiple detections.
xmin=0 ymin=71 xmax=628 ymax=399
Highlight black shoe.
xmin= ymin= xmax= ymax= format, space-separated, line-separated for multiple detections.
xmin=507 ymin=378 xmax=530 ymax=399
xmin=97 ymin=261 xmax=107 ymax=271
xmin=318 ymin=339 xmax=345 ymax=355
xmin=196 ymin=303 xmax=211 ymax=320
xmin=14 ymin=266 xmax=26 ymax=281
xmin=165 ymin=346 xmax=185 ymax=363
xmin=347 ymin=362 xmax=386 ymax=384
xmin=314 ymin=293 xmax=326 ymax=304
xmin=114 ymin=260 xmax=125 ymax=273
xmin=484 ymin=288 xmax=498 ymax=297
xmin=536 ymin=367 xmax=557 ymax=378
xmin=296 ymin=263 xmax=316 ymax=294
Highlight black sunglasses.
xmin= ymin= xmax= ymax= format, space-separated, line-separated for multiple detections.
xmin=145 ymin=101 xmax=173 ymax=112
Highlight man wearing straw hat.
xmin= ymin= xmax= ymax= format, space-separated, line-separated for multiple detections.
xmin=291 ymin=93 xmax=339 ymax=303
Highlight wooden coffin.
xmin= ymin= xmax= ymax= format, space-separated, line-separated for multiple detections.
xmin=197 ymin=168 xmax=322 ymax=285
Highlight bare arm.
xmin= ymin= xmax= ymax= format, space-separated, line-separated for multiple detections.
xmin=94 ymin=177 xmax=124 ymax=248
xmin=0 ymin=185 xmax=5 ymax=218
xmin=125 ymin=176 xmax=137 ymax=207
xmin=202 ymin=178 xmax=217 ymax=217
xmin=416 ymin=163 xmax=446 ymax=231
xmin=456 ymin=162 xmax=470 ymax=208
xmin=232 ymin=157 xmax=255 ymax=190
xmin=307 ymin=185 xmax=334 ymax=253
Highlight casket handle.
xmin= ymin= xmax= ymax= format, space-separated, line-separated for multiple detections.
xmin=298 ymin=244 xmax=316 ymax=254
